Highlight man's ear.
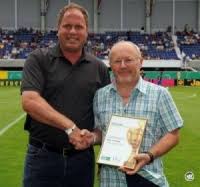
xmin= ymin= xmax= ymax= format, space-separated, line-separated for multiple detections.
xmin=139 ymin=58 xmax=143 ymax=68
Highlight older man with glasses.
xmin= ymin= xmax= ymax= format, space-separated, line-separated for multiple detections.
xmin=89 ymin=40 xmax=183 ymax=187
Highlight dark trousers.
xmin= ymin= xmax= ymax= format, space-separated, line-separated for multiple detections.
xmin=126 ymin=174 xmax=159 ymax=187
xmin=23 ymin=144 xmax=94 ymax=187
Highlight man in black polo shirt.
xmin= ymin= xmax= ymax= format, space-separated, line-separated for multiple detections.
xmin=21 ymin=3 xmax=110 ymax=187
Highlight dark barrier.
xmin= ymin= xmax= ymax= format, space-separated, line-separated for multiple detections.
xmin=0 ymin=80 xmax=22 ymax=86
xmin=178 ymin=79 xmax=200 ymax=86
xmin=0 ymin=71 xmax=200 ymax=87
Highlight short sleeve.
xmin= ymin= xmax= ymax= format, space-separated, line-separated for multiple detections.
xmin=158 ymin=88 xmax=183 ymax=134
xmin=21 ymin=49 xmax=45 ymax=94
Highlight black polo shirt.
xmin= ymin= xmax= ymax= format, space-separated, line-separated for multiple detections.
xmin=21 ymin=44 xmax=110 ymax=148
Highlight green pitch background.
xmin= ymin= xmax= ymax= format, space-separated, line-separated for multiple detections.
xmin=0 ymin=86 xmax=199 ymax=187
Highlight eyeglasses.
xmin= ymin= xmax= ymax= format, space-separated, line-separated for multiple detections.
xmin=111 ymin=58 xmax=140 ymax=65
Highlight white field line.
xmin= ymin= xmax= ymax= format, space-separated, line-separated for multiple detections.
xmin=0 ymin=113 xmax=26 ymax=136
xmin=187 ymin=93 xmax=197 ymax=98
xmin=172 ymin=92 xmax=197 ymax=100
xmin=177 ymin=93 xmax=197 ymax=100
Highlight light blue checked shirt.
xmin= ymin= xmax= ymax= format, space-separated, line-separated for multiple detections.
xmin=93 ymin=77 xmax=183 ymax=187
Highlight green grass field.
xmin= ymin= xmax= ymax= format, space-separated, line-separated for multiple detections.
xmin=0 ymin=86 xmax=199 ymax=187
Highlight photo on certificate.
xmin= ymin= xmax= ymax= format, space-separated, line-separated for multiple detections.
xmin=97 ymin=115 xmax=147 ymax=169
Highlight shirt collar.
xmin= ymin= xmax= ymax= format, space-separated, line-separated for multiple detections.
xmin=136 ymin=77 xmax=147 ymax=95
xmin=49 ymin=43 xmax=89 ymax=63
xmin=109 ymin=76 xmax=147 ymax=95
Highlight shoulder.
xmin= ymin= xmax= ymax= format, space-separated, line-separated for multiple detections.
xmin=85 ymin=52 xmax=110 ymax=86
xmin=141 ymin=80 xmax=170 ymax=100
xmin=29 ymin=44 xmax=61 ymax=60
xmin=143 ymin=79 xmax=167 ymax=93
xmin=23 ymin=48 xmax=53 ymax=74
xmin=93 ymin=84 xmax=113 ymax=110
xmin=96 ymin=84 xmax=112 ymax=96
xmin=85 ymin=52 xmax=108 ymax=69
xmin=29 ymin=47 xmax=49 ymax=57
xmin=25 ymin=48 xmax=50 ymax=65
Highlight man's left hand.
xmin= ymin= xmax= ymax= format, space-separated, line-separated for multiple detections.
xmin=119 ymin=153 xmax=151 ymax=175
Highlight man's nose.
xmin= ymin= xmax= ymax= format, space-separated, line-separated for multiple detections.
xmin=120 ymin=60 xmax=127 ymax=67
xmin=69 ymin=26 xmax=77 ymax=33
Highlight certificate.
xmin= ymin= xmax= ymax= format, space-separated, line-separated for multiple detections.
xmin=97 ymin=115 xmax=147 ymax=169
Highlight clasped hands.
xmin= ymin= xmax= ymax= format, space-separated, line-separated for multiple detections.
xmin=68 ymin=127 xmax=95 ymax=150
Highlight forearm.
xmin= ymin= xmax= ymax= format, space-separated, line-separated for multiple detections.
xmin=149 ymin=129 xmax=180 ymax=159
xmin=22 ymin=91 xmax=75 ymax=130
xmin=121 ymin=129 xmax=181 ymax=174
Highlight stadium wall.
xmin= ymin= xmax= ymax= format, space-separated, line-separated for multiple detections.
xmin=0 ymin=0 xmax=198 ymax=32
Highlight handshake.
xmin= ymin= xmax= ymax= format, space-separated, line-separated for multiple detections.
xmin=67 ymin=126 xmax=99 ymax=150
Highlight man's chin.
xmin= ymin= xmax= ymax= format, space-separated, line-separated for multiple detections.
xmin=117 ymin=76 xmax=133 ymax=84
xmin=63 ymin=45 xmax=82 ymax=52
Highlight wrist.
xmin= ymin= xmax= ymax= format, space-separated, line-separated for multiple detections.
xmin=92 ymin=133 xmax=97 ymax=145
xmin=143 ymin=151 xmax=154 ymax=164
xmin=65 ymin=124 xmax=76 ymax=135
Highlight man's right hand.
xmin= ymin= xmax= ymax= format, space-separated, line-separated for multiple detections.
xmin=68 ymin=128 xmax=94 ymax=150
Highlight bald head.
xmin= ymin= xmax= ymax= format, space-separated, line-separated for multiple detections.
xmin=109 ymin=41 xmax=142 ymax=62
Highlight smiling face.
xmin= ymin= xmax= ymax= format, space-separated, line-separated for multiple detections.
xmin=57 ymin=8 xmax=88 ymax=53
xmin=109 ymin=41 xmax=143 ymax=85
